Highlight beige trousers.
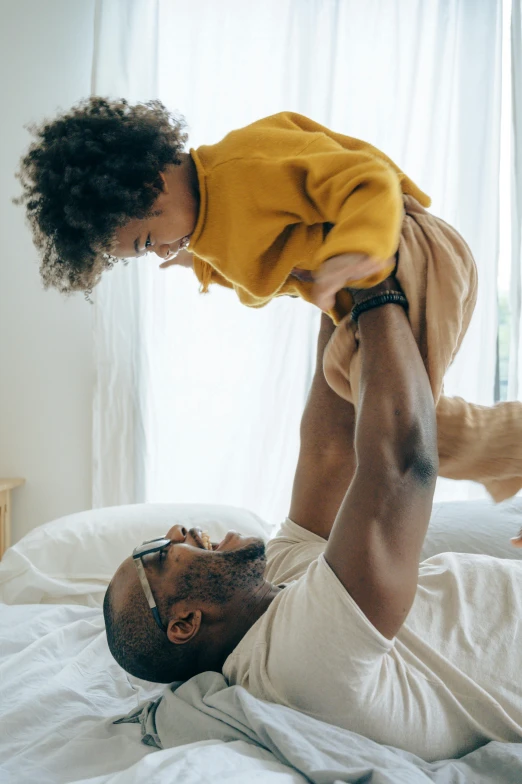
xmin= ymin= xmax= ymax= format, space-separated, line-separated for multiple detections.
xmin=323 ymin=195 xmax=522 ymax=502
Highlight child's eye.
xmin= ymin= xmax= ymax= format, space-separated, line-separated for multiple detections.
xmin=145 ymin=234 xmax=152 ymax=249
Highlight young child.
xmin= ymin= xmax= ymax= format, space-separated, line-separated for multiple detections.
xmin=15 ymin=97 xmax=522 ymax=508
xmin=15 ymin=97 xmax=420 ymax=313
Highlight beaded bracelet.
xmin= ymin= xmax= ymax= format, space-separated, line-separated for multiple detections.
xmin=350 ymin=291 xmax=408 ymax=323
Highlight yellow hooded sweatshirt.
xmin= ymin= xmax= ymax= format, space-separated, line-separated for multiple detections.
xmin=188 ymin=112 xmax=430 ymax=320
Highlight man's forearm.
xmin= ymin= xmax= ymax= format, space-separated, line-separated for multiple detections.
xmin=324 ymin=281 xmax=438 ymax=639
xmin=354 ymin=288 xmax=438 ymax=487
xmin=299 ymin=314 xmax=356 ymax=459
xmin=288 ymin=314 xmax=356 ymax=539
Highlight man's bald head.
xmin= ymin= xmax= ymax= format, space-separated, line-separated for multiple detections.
xmin=103 ymin=558 xmax=198 ymax=683
xmin=103 ymin=533 xmax=268 ymax=683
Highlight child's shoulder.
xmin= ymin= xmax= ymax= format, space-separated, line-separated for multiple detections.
xmin=195 ymin=112 xmax=324 ymax=169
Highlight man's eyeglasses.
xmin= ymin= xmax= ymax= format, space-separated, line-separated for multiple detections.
xmin=132 ymin=537 xmax=172 ymax=632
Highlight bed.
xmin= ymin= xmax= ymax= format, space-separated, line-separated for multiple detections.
xmin=2 ymin=499 xmax=522 ymax=784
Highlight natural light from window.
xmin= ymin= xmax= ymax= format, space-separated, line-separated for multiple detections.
xmin=499 ymin=0 xmax=512 ymax=400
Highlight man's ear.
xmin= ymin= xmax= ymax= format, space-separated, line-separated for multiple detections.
xmin=166 ymin=608 xmax=202 ymax=645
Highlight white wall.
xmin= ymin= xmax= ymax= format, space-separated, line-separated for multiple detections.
xmin=0 ymin=0 xmax=96 ymax=542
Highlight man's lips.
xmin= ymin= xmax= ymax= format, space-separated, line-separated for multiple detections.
xmin=185 ymin=529 xmax=244 ymax=552
xmin=189 ymin=528 xmax=222 ymax=551
xmin=214 ymin=531 xmax=241 ymax=551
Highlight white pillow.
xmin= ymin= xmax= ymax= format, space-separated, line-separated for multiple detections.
xmin=422 ymin=498 xmax=522 ymax=561
xmin=2 ymin=498 xmax=521 ymax=608
xmin=0 ymin=503 xmax=271 ymax=607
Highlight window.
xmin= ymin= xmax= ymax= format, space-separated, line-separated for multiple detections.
xmin=497 ymin=0 xmax=512 ymax=402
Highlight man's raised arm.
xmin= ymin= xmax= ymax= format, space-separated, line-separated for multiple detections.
xmin=325 ymin=278 xmax=438 ymax=639
xmin=288 ymin=313 xmax=357 ymax=539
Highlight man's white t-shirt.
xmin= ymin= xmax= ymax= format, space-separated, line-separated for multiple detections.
xmin=222 ymin=518 xmax=522 ymax=761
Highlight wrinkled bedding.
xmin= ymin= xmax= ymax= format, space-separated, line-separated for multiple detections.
xmin=2 ymin=501 xmax=522 ymax=783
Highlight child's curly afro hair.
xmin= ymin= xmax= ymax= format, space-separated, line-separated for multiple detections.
xmin=13 ymin=96 xmax=188 ymax=295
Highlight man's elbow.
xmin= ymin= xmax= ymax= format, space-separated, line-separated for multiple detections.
xmin=402 ymin=417 xmax=438 ymax=489
xmin=409 ymin=451 xmax=438 ymax=488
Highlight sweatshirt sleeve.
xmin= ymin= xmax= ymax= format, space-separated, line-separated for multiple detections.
xmin=192 ymin=255 xmax=271 ymax=306
xmin=192 ymin=255 xmax=234 ymax=292
xmin=190 ymin=130 xmax=406 ymax=300
xmin=301 ymin=136 xmax=404 ymax=266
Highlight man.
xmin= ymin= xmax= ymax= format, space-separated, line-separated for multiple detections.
xmin=104 ymin=278 xmax=522 ymax=762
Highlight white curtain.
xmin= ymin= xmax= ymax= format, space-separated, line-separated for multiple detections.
xmin=92 ymin=0 xmax=503 ymax=520
xmin=511 ymin=0 xmax=522 ymax=398
xmin=91 ymin=0 xmax=161 ymax=507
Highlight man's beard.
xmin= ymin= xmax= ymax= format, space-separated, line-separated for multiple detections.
xmin=168 ymin=540 xmax=267 ymax=606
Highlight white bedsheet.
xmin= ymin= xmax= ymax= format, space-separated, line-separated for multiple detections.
xmin=0 ymin=601 xmax=305 ymax=784
xmin=0 ymin=503 xmax=305 ymax=782
xmin=2 ymin=499 xmax=522 ymax=783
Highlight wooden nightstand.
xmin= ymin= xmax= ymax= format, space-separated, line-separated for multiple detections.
xmin=0 ymin=479 xmax=25 ymax=558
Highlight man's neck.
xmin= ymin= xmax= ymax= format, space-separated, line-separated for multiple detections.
xmin=197 ymin=581 xmax=283 ymax=674
xmin=217 ymin=581 xmax=283 ymax=665
xmin=241 ymin=580 xmax=283 ymax=628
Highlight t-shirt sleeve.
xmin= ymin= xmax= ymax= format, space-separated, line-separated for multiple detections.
xmin=265 ymin=518 xmax=327 ymax=585
xmin=259 ymin=553 xmax=394 ymax=722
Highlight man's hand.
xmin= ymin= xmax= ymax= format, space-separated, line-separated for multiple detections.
xmin=348 ymin=274 xmax=401 ymax=302
xmin=299 ymin=253 xmax=396 ymax=311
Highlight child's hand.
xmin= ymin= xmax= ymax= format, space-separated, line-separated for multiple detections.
xmin=159 ymin=248 xmax=194 ymax=270
xmin=305 ymin=253 xmax=395 ymax=312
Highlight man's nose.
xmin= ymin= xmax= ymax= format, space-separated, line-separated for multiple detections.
xmin=165 ymin=524 xmax=187 ymax=543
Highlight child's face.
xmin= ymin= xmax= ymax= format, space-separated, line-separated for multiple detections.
xmin=110 ymin=157 xmax=199 ymax=266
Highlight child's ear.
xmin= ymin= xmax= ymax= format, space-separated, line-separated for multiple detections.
xmin=159 ymin=171 xmax=169 ymax=193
